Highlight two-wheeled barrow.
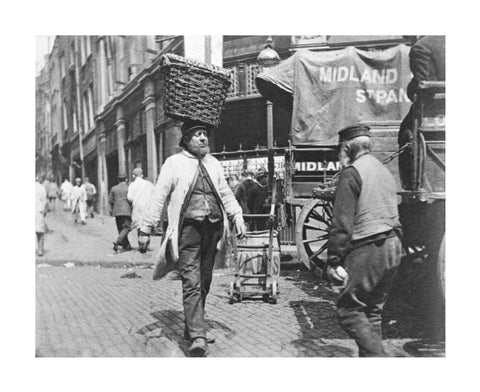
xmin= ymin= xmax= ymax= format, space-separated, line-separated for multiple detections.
xmin=229 ymin=185 xmax=281 ymax=304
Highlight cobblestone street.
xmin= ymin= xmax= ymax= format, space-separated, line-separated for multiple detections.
xmin=35 ymin=209 xmax=443 ymax=357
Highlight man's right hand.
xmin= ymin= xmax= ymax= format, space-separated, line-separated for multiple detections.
xmin=325 ymin=265 xmax=348 ymax=286
xmin=235 ymin=220 xmax=247 ymax=239
xmin=138 ymin=234 xmax=150 ymax=253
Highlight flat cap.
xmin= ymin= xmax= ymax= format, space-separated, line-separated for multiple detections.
xmin=181 ymin=119 xmax=212 ymax=135
xmin=338 ymin=124 xmax=371 ymax=142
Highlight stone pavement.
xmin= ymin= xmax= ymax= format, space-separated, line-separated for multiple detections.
xmin=36 ymin=266 xmax=417 ymax=357
xmin=35 ymin=208 xmax=443 ymax=357
xmin=37 ymin=208 xmax=298 ymax=267
xmin=36 ymin=208 xmax=162 ymax=266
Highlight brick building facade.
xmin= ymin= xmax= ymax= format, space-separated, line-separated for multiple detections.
xmin=35 ymin=35 xmax=408 ymax=214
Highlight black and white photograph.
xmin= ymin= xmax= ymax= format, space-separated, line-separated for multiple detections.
xmin=34 ymin=33 xmax=445 ymax=358
xmin=5 ymin=1 xmax=479 ymax=391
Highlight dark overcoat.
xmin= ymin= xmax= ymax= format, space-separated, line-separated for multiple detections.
xmin=108 ymin=182 xmax=132 ymax=216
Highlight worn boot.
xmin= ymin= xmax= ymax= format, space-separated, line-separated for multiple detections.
xmin=188 ymin=337 xmax=208 ymax=357
xmin=184 ymin=327 xmax=215 ymax=344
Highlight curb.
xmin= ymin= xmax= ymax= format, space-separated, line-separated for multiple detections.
xmin=36 ymin=253 xmax=306 ymax=270
xmin=36 ymin=259 xmax=155 ymax=269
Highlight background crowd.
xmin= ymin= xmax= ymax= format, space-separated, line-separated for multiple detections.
xmin=35 ymin=165 xmax=277 ymax=257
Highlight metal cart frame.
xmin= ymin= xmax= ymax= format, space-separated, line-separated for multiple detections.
xmin=229 ymin=185 xmax=280 ymax=304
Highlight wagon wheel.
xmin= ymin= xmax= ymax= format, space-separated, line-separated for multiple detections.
xmin=434 ymin=234 xmax=445 ymax=301
xmin=295 ymin=199 xmax=333 ymax=270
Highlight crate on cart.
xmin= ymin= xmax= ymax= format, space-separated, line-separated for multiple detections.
xmin=229 ymin=186 xmax=280 ymax=304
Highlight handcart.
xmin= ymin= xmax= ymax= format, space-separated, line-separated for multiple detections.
xmin=229 ymin=185 xmax=280 ymax=304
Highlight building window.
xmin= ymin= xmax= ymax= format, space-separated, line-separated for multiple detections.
xmin=225 ymin=63 xmax=259 ymax=99
xmin=246 ymin=63 xmax=260 ymax=96
xmin=141 ymin=110 xmax=146 ymax=134
xmin=82 ymin=86 xmax=95 ymax=133
xmin=83 ymin=91 xmax=89 ymax=133
xmin=87 ymin=85 xmax=94 ymax=129
xmin=132 ymin=112 xmax=141 ymax=139
xmin=62 ymin=102 xmax=68 ymax=131
xmin=105 ymin=36 xmax=114 ymax=96
xmin=73 ymin=108 xmax=78 ymax=134
xmin=60 ymin=55 xmax=66 ymax=78
xmin=227 ymin=66 xmax=239 ymax=98
xmin=86 ymin=36 xmax=92 ymax=57
xmin=80 ymin=37 xmax=86 ymax=65
xmin=128 ymin=65 xmax=138 ymax=81
xmin=70 ymin=42 xmax=75 ymax=67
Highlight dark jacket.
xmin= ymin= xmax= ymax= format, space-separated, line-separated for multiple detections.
xmin=235 ymin=179 xmax=264 ymax=214
xmin=108 ymin=182 xmax=132 ymax=216
xmin=407 ymin=35 xmax=445 ymax=100
xmin=328 ymin=154 xmax=401 ymax=265
xmin=399 ymin=35 xmax=446 ymax=147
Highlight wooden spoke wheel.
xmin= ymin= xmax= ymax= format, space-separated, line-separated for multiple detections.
xmin=434 ymin=234 xmax=445 ymax=302
xmin=295 ymin=199 xmax=333 ymax=270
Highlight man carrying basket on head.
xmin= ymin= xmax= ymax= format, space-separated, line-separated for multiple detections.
xmin=138 ymin=120 xmax=246 ymax=357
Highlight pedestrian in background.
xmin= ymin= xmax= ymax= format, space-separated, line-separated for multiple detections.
xmin=60 ymin=178 xmax=73 ymax=211
xmin=127 ymin=168 xmax=154 ymax=252
xmin=83 ymin=177 xmax=97 ymax=218
xmin=71 ymin=177 xmax=87 ymax=225
xmin=229 ymin=173 xmax=240 ymax=193
xmin=235 ymin=170 xmax=259 ymax=213
xmin=109 ymin=175 xmax=132 ymax=252
xmin=254 ymin=170 xmax=269 ymax=230
xmin=46 ymin=174 xmax=59 ymax=212
xmin=138 ymin=120 xmax=246 ymax=357
xmin=325 ymin=124 xmax=403 ymax=357
xmin=235 ymin=170 xmax=265 ymax=230
xmin=36 ymin=175 xmax=48 ymax=256
xmin=41 ymin=173 xmax=50 ymax=193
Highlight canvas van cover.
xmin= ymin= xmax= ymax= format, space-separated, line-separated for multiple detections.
xmin=255 ymin=45 xmax=412 ymax=146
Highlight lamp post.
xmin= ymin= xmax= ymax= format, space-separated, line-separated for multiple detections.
xmin=257 ymin=36 xmax=280 ymax=191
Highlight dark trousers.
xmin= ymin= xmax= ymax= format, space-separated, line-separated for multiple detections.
xmin=114 ymin=216 xmax=132 ymax=248
xmin=337 ymin=236 xmax=402 ymax=357
xmin=178 ymin=219 xmax=222 ymax=340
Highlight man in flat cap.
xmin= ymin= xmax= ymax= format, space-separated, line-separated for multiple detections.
xmin=138 ymin=119 xmax=246 ymax=357
xmin=325 ymin=124 xmax=403 ymax=356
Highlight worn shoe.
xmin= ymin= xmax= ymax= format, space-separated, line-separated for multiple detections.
xmin=81 ymin=221 xmax=86 ymax=225
xmin=184 ymin=329 xmax=215 ymax=344
xmin=188 ymin=337 xmax=208 ymax=357
xmin=112 ymin=242 xmax=118 ymax=253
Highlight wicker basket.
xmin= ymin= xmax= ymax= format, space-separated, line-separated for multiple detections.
xmin=160 ymin=53 xmax=232 ymax=128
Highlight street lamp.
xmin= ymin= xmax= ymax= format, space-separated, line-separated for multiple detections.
xmin=257 ymin=36 xmax=280 ymax=191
